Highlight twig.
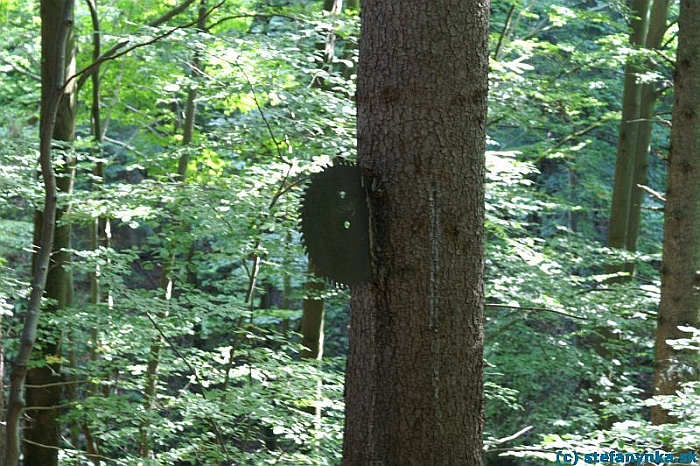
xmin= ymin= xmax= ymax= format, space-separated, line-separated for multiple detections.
xmin=23 ymin=401 xmax=76 ymax=411
xmin=493 ymin=3 xmax=516 ymax=60
xmin=488 ymin=425 xmax=533 ymax=447
xmin=22 ymin=437 xmax=126 ymax=465
xmin=76 ymin=0 xmax=200 ymax=89
xmin=485 ymin=303 xmax=586 ymax=320
xmin=485 ymin=445 xmax=553 ymax=454
xmin=25 ymin=379 xmax=88 ymax=389
xmin=70 ymin=0 xmax=226 ymax=92
xmin=234 ymin=62 xmax=290 ymax=166
xmin=144 ymin=313 xmax=201 ymax=390
xmin=144 ymin=312 xmax=228 ymax=453
xmin=0 ymin=55 xmax=41 ymax=81
xmin=544 ymin=119 xmax=612 ymax=155
xmin=120 ymin=105 xmax=168 ymax=136
xmin=101 ymin=56 xmax=128 ymax=139
xmin=652 ymin=47 xmax=675 ymax=68
xmin=208 ymin=13 xmax=308 ymax=30
xmin=637 ymin=183 xmax=666 ymax=202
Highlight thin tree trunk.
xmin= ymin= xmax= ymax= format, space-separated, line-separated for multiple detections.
xmin=299 ymin=0 xmax=341 ymax=362
xmin=652 ymin=0 xmax=700 ymax=425
xmin=4 ymin=2 xmax=75 ymax=464
xmin=625 ymin=0 xmax=670 ymax=254
xmin=607 ymin=0 xmax=650 ymax=274
xmin=594 ymin=0 xmax=664 ymax=430
xmin=84 ymin=0 xmax=107 ymax=460
xmin=138 ymin=2 xmax=207 ymax=457
xmin=311 ymin=0 xmax=342 ymax=88
xmin=24 ymin=1 xmax=77 ymax=464
xmin=340 ymin=0 xmax=358 ymax=80
xmin=343 ymin=1 xmax=489 ymax=464
xmin=0 ymin=318 xmax=6 ymax=466
xmin=300 ymin=262 xmax=325 ymax=360
xmin=138 ymin=258 xmax=172 ymax=458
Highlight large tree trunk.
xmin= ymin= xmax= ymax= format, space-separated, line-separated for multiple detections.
xmin=24 ymin=1 xmax=77 ymax=465
xmin=652 ymin=0 xmax=700 ymax=425
xmin=343 ymin=1 xmax=489 ymax=465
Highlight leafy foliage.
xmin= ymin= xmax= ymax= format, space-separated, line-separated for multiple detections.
xmin=0 ymin=0 xmax=692 ymax=464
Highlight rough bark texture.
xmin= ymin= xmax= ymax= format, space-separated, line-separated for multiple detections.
xmin=24 ymin=1 xmax=77 ymax=465
xmin=652 ymin=0 xmax=700 ymax=425
xmin=343 ymin=1 xmax=489 ymax=465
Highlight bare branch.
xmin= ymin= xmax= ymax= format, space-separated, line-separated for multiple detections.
xmin=493 ymin=3 xmax=516 ymax=60
xmin=487 ymin=426 xmax=534 ymax=448
xmin=485 ymin=303 xmax=587 ymax=320
xmin=637 ymin=183 xmax=666 ymax=203
xmin=25 ymin=379 xmax=89 ymax=389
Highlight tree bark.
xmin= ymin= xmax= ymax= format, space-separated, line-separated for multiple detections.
xmin=607 ymin=0 xmax=650 ymax=273
xmin=343 ymin=1 xmax=489 ymax=464
xmin=0 ymin=324 xmax=4 ymax=466
xmin=4 ymin=1 xmax=75 ymax=464
xmin=625 ymin=0 xmax=670 ymax=254
xmin=652 ymin=0 xmax=700 ymax=425
xmin=300 ymin=0 xmax=342 ymax=361
xmin=24 ymin=1 xmax=77 ymax=465
xmin=300 ymin=263 xmax=325 ymax=360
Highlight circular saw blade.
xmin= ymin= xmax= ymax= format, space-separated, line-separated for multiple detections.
xmin=300 ymin=162 xmax=371 ymax=286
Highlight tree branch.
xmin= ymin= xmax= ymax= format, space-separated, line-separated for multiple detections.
xmin=493 ymin=3 xmax=516 ymax=60
xmin=544 ymin=119 xmax=612 ymax=155
xmin=487 ymin=425 xmax=533 ymax=448
xmin=485 ymin=303 xmax=587 ymax=320
xmin=208 ymin=13 xmax=308 ymax=30
xmin=22 ymin=437 xmax=126 ymax=465
xmin=76 ymin=0 xmax=215 ymax=89
xmin=637 ymin=183 xmax=666 ymax=203
xmin=1 ymin=55 xmax=41 ymax=81
xmin=144 ymin=311 xmax=228 ymax=453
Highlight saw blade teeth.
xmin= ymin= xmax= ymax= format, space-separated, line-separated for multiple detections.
xmin=297 ymin=162 xmax=371 ymax=287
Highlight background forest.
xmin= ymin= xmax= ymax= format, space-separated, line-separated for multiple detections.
xmin=0 ymin=0 xmax=699 ymax=464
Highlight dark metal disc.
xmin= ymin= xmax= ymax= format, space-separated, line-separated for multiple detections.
xmin=299 ymin=163 xmax=371 ymax=286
